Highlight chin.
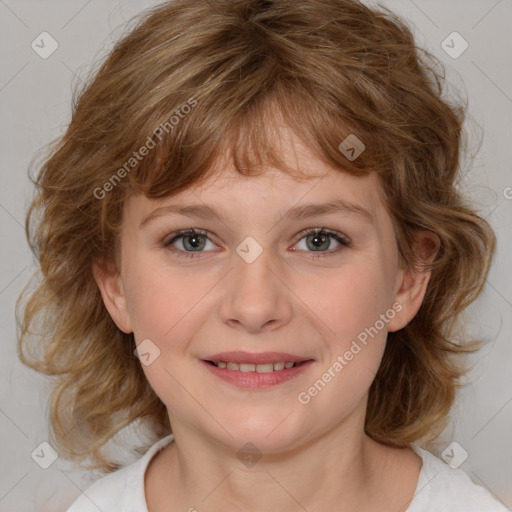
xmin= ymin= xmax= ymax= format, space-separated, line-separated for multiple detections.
xmin=207 ymin=413 xmax=311 ymax=455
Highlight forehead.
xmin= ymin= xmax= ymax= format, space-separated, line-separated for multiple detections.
xmin=122 ymin=172 xmax=391 ymax=249
xmin=124 ymin=128 xmax=387 ymax=225
xmin=171 ymin=166 xmax=380 ymax=213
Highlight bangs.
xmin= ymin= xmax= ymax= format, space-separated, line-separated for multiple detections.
xmin=125 ymin=81 xmax=378 ymax=201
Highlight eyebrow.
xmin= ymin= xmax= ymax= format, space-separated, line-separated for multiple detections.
xmin=139 ymin=199 xmax=375 ymax=229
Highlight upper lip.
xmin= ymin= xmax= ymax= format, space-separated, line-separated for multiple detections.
xmin=202 ymin=351 xmax=313 ymax=364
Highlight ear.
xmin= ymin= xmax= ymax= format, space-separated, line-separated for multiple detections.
xmin=387 ymin=231 xmax=440 ymax=332
xmin=92 ymin=257 xmax=133 ymax=334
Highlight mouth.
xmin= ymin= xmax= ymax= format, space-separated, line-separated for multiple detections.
xmin=200 ymin=351 xmax=315 ymax=389
xmin=204 ymin=360 xmax=307 ymax=373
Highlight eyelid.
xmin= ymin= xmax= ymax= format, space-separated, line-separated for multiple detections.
xmin=294 ymin=227 xmax=351 ymax=245
xmin=163 ymin=227 xmax=351 ymax=259
xmin=163 ymin=228 xmax=211 ymax=245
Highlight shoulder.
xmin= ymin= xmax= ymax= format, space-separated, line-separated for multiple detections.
xmin=407 ymin=444 xmax=508 ymax=511
xmin=66 ymin=435 xmax=175 ymax=512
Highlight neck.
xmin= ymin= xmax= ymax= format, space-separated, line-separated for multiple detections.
xmin=144 ymin=405 xmax=420 ymax=512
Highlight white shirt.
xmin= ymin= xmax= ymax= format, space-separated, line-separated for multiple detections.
xmin=66 ymin=434 xmax=509 ymax=511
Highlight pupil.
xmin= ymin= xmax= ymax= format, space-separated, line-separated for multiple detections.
xmin=183 ymin=233 xmax=331 ymax=252
xmin=185 ymin=234 xmax=204 ymax=250
xmin=310 ymin=233 xmax=329 ymax=250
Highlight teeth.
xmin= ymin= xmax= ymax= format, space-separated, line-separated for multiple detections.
xmin=212 ymin=361 xmax=298 ymax=372
xmin=256 ymin=363 xmax=274 ymax=373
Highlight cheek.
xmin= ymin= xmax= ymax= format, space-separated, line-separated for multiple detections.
xmin=125 ymin=262 xmax=207 ymax=399
xmin=124 ymin=260 xmax=203 ymax=342
xmin=295 ymin=267 xmax=392 ymax=415
xmin=299 ymin=264 xmax=393 ymax=344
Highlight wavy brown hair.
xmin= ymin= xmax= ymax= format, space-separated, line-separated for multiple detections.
xmin=17 ymin=0 xmax=496 ymax=473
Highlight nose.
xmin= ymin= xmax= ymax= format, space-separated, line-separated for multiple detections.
xmin=219 ymin=244 xmax=293 ymax=334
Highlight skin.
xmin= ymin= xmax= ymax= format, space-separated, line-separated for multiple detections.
xmin=93 ymin=127 xmax=438 ymax=512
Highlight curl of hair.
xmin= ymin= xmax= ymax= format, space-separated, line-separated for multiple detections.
xmin=17 ymin=0 xmax=496 ymax=472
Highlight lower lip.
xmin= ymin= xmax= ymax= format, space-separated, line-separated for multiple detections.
xmin=201 ymin=360 xmax=315 ymax=389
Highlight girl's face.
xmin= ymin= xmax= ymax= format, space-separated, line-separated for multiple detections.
xmin=95 ymin=129 xmax=433 ymax=453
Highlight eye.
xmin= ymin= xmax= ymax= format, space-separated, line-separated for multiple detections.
xmin=293 ymin=228 xmax=350 ymax=258
xmin=163 ymin=227 xmax=351 ymax=260
xmin=163 ymin=229 xmax=217 ymax=259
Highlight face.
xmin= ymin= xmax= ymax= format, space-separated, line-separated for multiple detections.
xmin=94 ymin=129 xmax=433 ymax=453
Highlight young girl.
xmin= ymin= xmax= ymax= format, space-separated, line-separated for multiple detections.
xmin=17 ymin=0 xmax=508 ymax=510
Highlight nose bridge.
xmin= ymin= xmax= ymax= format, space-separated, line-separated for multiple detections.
xmin=220 ymin=236 xmax=292 ymax=332
xmin=234 ymin=239 xmax=275 ymax=291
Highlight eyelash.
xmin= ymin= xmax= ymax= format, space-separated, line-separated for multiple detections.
xmin=163 ymin=228 xmax=351 ymax=260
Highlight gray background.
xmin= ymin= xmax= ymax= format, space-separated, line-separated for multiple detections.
xmin=1 ymin=0 xmax=511 ymax=510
